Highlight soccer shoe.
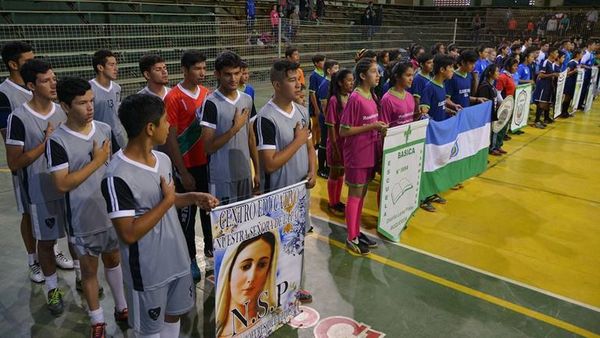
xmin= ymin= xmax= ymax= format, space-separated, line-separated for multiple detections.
xmin=327 ymin=204 xmax=344 ymax=216
xmin=90 ymin=322 xmax=106 ymax=338
xmin=191 ymin=259 xmax=201 ymax=283
xmin=55 ymin=251 xmax=74 ymax=270
xmin=358 ymin=232 xmax=378 ymax=248
xmin=47 ymin=288 xmax=65 ymax=316
xmin=489 ymin=149 xmax=502 ymax=156
xmin=114 ymin=308 xmax=128 ymax=322
xmin=345 ymin=238 xmax=370 ymax=256
xmin=76 ymin=278 xmax=104 ymax=297
xmin=544 ymin=118 xmax=554 ymax=124
xmin=497 ymin=148 xmax=508 ymax=154
xmin=29 ymin=262 xmax=45 ymax=283
xmin=420 ymin=201 xmax=436 ymax=212
xmin=534 ymin=121 xmax=546 ymax=129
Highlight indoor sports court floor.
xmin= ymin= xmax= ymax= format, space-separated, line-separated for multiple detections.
xmin=0 ymin=95 xmax=598 ymax=337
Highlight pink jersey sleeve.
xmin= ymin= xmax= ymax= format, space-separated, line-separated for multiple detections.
xmin=379 ymin=94 xmax=392 ymax=125
xmin=340 ymin=93 xmax=359 ymax=128
xmin=325 ymin=96 xmax=338 ymax=127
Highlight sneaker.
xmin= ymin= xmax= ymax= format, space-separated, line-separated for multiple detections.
xmin=503 ymin=135 xmax=512 ymax=141
xmin=345 ymin=238 xmax=370 ymax=256
xmin=47 ymin=288 xmax=64 ymax=316
xmin=29 ymin=262 xmax=45 ymax=283
xmin=497 ymin=148 xmax=507 ymax=154
xmin=327 ymin=204 xmax=344 ymax=216
xmin=544 ymin=118 xmax=554 ymax=124
xmin=489 ymin=149 xmax=502 ymax=156
xmin=297 ymin=289 xmax=313 ymax=303
xmin=334 ymin=202 xmax=346 ymax=213
xmin=358 ymin=232 xmax=378 ymax=248
xmin=429 ymin=194 xmax=447 ymax=204
xmin=191 ymin=259 xmax=201 ymax=283
xmin=534 ymin=121 xmax=546 ymax=129
xmin=514 ymin=130 xmax=525 ymax=135
xmin=55 ymin=251 xmax=74 ymax=270
xmin=420 ymin=201 xmax=436 ymax=212
xmin=204 ymin=248 xmax=214 ymax=258
xmin=76 ymin=278 xmax=104 ymax=297
xmin=114 ymin=307 xmax=128 ymax=322
xmin=90 ymin=323 xmax=106 ymax=338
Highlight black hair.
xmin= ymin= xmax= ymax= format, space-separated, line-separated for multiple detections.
xmin=416 ymin=52 xmax=433 ymax=66
xmin=510 ymin=44 xmax=522 ymax=53
xmin=547 ymin=46 xmax=559 ymax=56
xmin=377 ymin=50 xmax=389 ymax=63
xmin=354 ymin=58 xmax=380 ymax=107
xmin=1 ymin=41 xmax=33 ymax=69
xmin=20 ymin=59 xmax=52 ymax=87
xmin=432 ymin=54 xmax=455 ymax=75
xmin=503 ymin=57 xmax=519 ymax=72
xmin=92 ymin=49 xmax=116 ymax=74
xmin=388 ymin=49 xmax=401 ymax=62
xmin=181 ymin=49 xmax=206 ymax=69
xmin=457 ymin=50 xmax=477 ymax=65
xmin=497 ymin=44 xmax=510 ymax=55
xmin=572 ymin=49 xmax=582 ymax=58
xmin=480 ymin=63 xmax=498 ymax=84
xmin=285 ymin=46 xmax=299 ymax=58
xmin=311 ymin=54 xmax=326 ymax=65
xmin=476 ymin=44 xmax=487 ymax=56
xmin=557 ymin=50 xmax=566 ymax=59
xmin=57 ymin=77 xmax=91 ymax=106
xmin=215 ymin=50 xmax=243 ymax=72
xmin=388 ymin=61 xmax=413 ymax=87
xmin=410 ymin=45 xmax=425 ymax=59
xmin=327 ymin=68 xmax=353 ymax=115
xmin=139 ymin=54 xmax=165 ymax=75
xmin=431 ymin=42 xmax=445 ymax=55
xmin=447 ymin=43 xmax=459 ymax=53
xmin=240 ymin=60 xmax=249 ymax=69
xmin=270 ymin=60 xmax=299 ymax=83
xmin=118 ymin=94 xmax=165 ymax=139
xmin=323 ymin=59 xmax=339 ymax=73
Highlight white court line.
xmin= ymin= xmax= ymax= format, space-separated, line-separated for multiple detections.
xmin=310 ymin=214 xmax=600 ymax=314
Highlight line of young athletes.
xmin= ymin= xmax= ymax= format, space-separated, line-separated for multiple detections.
xmin=0 ymin=36 xmax=598 ymax=337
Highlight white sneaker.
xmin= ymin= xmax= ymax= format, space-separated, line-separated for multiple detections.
xmin=29 ymin=262 xmax=45 ymax=283
xmin=55 ymin=251 xmax=74 ymax=270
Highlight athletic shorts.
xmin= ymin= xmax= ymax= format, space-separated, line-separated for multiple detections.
xmin=12 ymin=174 xmax=28 ymax=214
xmin=30 ymin=199 xmax=66 ymax=241
xmin=345 ymin=167 xmax=375 ymax=187
xmin=126 ymin=274 xmax=195 ymax=335
xmin=71 ymin=227 xmax=119 ymax=257
xmin=209 ymin=178 xmax=252 ymax=205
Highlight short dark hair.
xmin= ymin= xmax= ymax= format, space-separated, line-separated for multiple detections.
xmin=323 ymin=59 xmax=339 ymax=72
xmin=1 ymin=41 xmax=33 ymax=69
xmin=457 ymin=50 xmax=477 ymax=64
xmin=510 ymin=44 xmax=522 ymax=53
xmin=503 ymin=57 xmax=519 ymax=70
xmin=572 ymin=48 xmax=583 ymax=58
xmin=139 ymin=54 xmax=165 ymax=75
xmin=447 ymin=43 xmax=459 ymax=53
xmin=181 ymin=50 xmax=206 ymax=69
xmin=92 ymin=49 xmax=116 ymax=74
xmin=119 ymin=94 xmax=165 ymax=139
xmin=285 ymin=46 xmax=299 ymax=58
xmin=215 ymin=50 xmax=243 ymax=72
xmin=240 ymin=60 xmax=249 ymax=69
xmin=476 ymin=44 xmax=487 ymax=55
xmin=377 ymin=50 xmax=389 ymax=63
xmin=312 ymin=54 xmax=326 ymax=65
xmin=270 ymin=60 xmax=299 ymax=83
xmin=389 ymin=61 xmax=413 ymax=86
xmin=57 ymin=77 xmax=91 ymax=106
xmin=432 ymin=54 xmax=455 ymax=75
xmin=417 ymin=52 xmax=433 ymax=65
xmin=20 ymin=59 xmax=52 ymax=87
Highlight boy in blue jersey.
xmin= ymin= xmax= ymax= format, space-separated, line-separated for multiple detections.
xmin=419 ymin=54 xmax=456 ymax=212
xmin=445 ymin=50 xmax=487 ymax=111
xmin=409 ymin=53 xmax=434 ymax=111
xmin=561 ymin=49 xmax=582 ymax=118
xmin=316 ymin=59 xmax=339 ymax=178
xmin=308 ymin=54 xmax=326 ymax=148
xmin=577 ymin=40 xmax=597 ymax=110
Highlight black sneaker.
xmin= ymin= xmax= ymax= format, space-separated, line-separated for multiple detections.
xmin=334 ymin=202 xmax=346 ymax=213
xmin=47 ymin=288 xmax=64 ymax=316
xmin=76 ymin=278 xmax=104 ymax=297
xmin=544 ymin=119 xmax=554 ymax=124
xmin=346 ymin=238 xmax=370 ymax=256
xmin=358 ymin=232 xmax=378 ymax=248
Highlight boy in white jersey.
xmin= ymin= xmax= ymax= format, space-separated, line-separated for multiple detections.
xmin=48 ymin=77 xmax=128 ymax=336
xmin=101 ymin=94 xmax=219 ymax=337
xmin=138 ymin=54 xmax=170 ymax=100
xmin=90 ymin=49 xmax=127 ymax=148
xmin=5 ymin=59 xmax=71 ymax=315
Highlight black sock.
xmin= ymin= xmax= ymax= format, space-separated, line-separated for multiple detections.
xmin=535 ymin=106 xmax=543 ymax=122
xmin=318 ymin=147 xmax=326 ymax=171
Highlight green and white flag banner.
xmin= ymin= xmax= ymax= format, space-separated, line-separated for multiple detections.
xmin=510 ymin=84 xmax=532 ymax=132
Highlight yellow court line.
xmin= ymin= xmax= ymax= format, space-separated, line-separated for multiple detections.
xmin=310 ymin=233 xmax=600 ymax=338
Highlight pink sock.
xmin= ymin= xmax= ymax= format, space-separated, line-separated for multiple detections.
xmin=346 ymin=196 xmax=361 ymax=241
xmin=335 ymin=177 xmax=344 ymax=205
xmin=327 ymin=179 xmax=337 ymax=207
xmin=358 ymin=197 xmax=364 ymax=230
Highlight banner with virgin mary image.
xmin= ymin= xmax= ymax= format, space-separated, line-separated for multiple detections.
xmin=210 ymin=181 xmax=307 ymax=338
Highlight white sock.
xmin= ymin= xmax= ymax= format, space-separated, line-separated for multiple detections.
xmin=28 ymin=253 xmax=37 ymax=265
xmin=73 ymin=260 xmax=81 ymax=280
xmin=160 ymin=320 xmax=180 ymax=338
xmin=45 ymin=272 xmax=58 ymax=293
xmin=105 ymin=264 xmax=127 ymax=311
xmin=88 ymin=307 xmax=105 ymax=325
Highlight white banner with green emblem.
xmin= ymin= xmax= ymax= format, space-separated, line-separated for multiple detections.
xmin=554 ymin=70 xmax=568 ymax=118
xmin=510 ymin=84 xmax=532 ymax=132
xmin=378 ymin=119 xmax=428 ymax=242
xmin=571 ymin=68 xmax=585 ymax=112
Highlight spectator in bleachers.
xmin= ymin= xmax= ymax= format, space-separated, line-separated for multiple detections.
xmin=559 ymin=14 xmax=570 ymax=37
xmin=526 ymin=17 xmax=535 ymax=38
xmin=361 ymin=2 xmax=376 ymax=40
xmin=375 ymin=4 xmax=383 ymax=28
xmin=289 ymin=6 xmax=300 ymax=42
xmin=536 ymin=16 xmax=546 ymax=39
xmin=546 ymin=15 xmax=558 ymax=38
xmin=316 ymin=0 xmax=325 ymax=21
xmin=246 ymin=0 xmax=256 ymax=33
xmin=508 ymin=17 xmax=518 ymax=40
xmin=586 ymin=9 xmax=598 ymax=33
xmin=472 ymin=14 xmax=482 ymax=44
xmin=270 ymin=5 xmax=280 ymax=40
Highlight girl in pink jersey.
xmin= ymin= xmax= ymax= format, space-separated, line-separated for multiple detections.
xmin=380 ymin=61 xmax=416 ymax=127
xmin=325 ymin=69 xmax=354 ymax=216
xmin=339 ymin=58 xmax=387 ymax=256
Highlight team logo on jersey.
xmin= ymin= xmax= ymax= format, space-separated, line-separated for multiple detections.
xmin=45 ymin=217 xmax=56 ymax=229
xmin=148 ymin=307 xmax=161 ymax=321
xmin=514 ymin=90 xmax=528 ymax=125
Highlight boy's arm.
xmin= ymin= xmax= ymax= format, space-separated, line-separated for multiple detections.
xmin=306 ymin=137 xmax=317 ymax=189
xmin=48 ymin=138 xmax=111 ymax=193
xmin=174 ymin=191 xmax=219 ymax=210
xmin=248 ymin=120 xmax=260 ymax=192
xmin=255 ymin=117 xmax=309 ymax=173
xmin=201 ymin=100 xmax=249 ymax=154
xmin=6 ymin=117 xmax=54 ymax=172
